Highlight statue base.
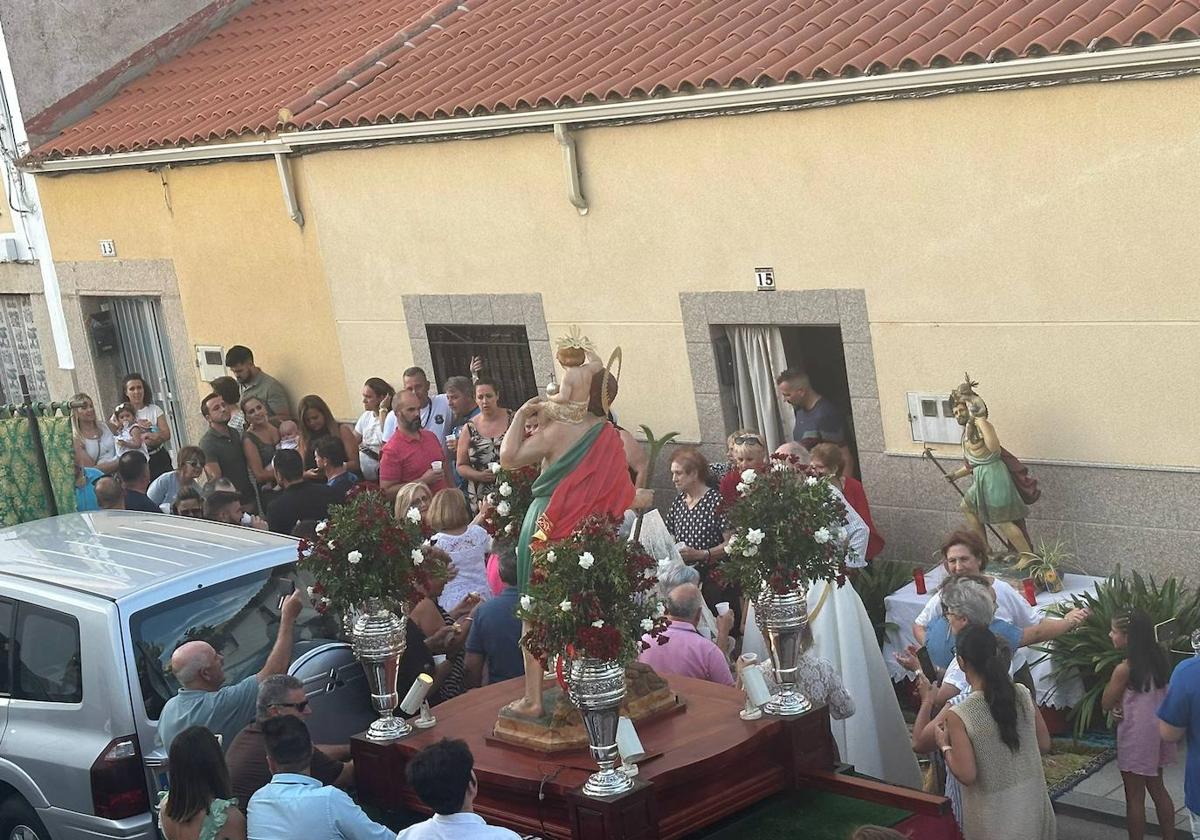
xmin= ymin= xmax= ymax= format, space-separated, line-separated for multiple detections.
xmin=490 ymin=662 xmax=684 ymax=754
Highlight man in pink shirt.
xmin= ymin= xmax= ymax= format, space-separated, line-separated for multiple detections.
xmin=379 ymin=391 xmax=449 ymax=500
xmin=638 ymin=583 xmax=734 ymax=686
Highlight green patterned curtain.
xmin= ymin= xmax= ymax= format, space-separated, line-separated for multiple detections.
xmin=0 ymin=417 xmax=49 ymax=526
xmin=0 ymin=409 xmax=77 ymax=527
xmin=41 ymin=412 xmax=77 ymax=516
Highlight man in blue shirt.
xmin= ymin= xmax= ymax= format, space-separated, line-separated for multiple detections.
xmin=248 ymin=715 xmax=393 ymax=840
xmin=465 ymin=545 xmax=522 ymax=687
xmin=775 ymin=368 xmax=847 ymax=449
xmin=1159 ymin=656 xmax=1200 ymax=831
xmin=157 ymin=589 xmax=304 ymax=752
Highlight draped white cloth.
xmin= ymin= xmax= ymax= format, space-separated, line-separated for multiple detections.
xmin=724 ymin=326 xmax=792 ymax=452
xmin=741 ymin=485 xmax=921 ymax=788
xmin=626 ymin=510 xmax=721 ymax=642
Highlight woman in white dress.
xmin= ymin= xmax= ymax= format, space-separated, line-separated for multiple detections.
xmin=741 ymin=443 xmax=922 ymax=789
xmin=354 ymin=377 xmax=392 ymax=482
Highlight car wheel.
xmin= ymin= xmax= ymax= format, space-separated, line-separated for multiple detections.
xmin=0 ymin=797 xmax=49 ymax=840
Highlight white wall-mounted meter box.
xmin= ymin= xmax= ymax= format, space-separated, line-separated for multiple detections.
xmin=196 ymin=345 xmax=227 ymax=383
xmin=906 ymin=392 xmax=962 ymax=445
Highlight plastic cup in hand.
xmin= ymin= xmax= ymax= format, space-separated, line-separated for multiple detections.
xmin=716 ymin=602 xmax=731 ymax=616
xmin=913 ymin=567 xmax=927 ymax=595
xmin=431 ymin=460 xmax=443 ymax=472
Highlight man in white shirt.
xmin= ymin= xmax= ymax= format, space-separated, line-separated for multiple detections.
xmin=383 ymin=367 xmax=453 ymax=445
xmin=396 ymin=739 xmax=519 ymax=839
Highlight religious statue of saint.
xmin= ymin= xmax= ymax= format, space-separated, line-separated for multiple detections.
xmin=945 ymin=377 xmax=1035 ymax=555
xmin=497 ymin=330 xmax=640 ymax=718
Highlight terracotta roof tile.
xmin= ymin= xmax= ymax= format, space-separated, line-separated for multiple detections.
xmin=34 ymin=0 xmax=1200 ymax=159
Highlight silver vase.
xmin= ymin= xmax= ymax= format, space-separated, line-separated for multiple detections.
xmin=754 ymin=585 xmax=812 ymax=716
xmin=351 ymin=599 xmax=411 ymax=741
xmin=566 ymin=658 xmax=634 ymax=797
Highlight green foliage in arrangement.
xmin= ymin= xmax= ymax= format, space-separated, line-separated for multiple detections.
xmin=1037 ymin=565 xmax=1200 ymax=739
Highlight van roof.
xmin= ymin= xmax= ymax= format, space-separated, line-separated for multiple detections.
xmin=0 ymin=511 xmax=298 ymax=600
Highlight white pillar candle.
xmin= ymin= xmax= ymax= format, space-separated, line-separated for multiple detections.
xmin=400 ymin=672 xmax=434 ymax=715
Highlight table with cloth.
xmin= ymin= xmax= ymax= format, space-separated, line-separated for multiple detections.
xmin=882 ymin=564 xmax=1103 ymax=709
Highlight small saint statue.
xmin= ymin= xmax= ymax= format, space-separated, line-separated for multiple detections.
xmin=945 ymin=377 xmax=1035 ymax=556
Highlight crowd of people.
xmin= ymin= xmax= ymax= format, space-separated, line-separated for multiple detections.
xmin=68 ymin=347 xmax=1200 ymax=840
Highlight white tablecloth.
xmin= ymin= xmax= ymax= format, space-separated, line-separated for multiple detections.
xmin=882 ymin=566 xmax=1103 ymax=709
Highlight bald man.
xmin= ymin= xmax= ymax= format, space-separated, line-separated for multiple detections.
xmin=94 ymin=475 xmax=125 ymax=510
xmin=157 ymin=589 xmax=305 ymax=752
xmin=378 ymin=390 xmax=450 ymax=501
xmin=637 ymin=583 xmax=734 ymax=685
xmin=774 ymin=441 xmax=810 ymax=465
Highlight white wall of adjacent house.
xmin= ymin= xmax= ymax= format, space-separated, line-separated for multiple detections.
xmin=0 ymin=19 xmax=73 ymax=372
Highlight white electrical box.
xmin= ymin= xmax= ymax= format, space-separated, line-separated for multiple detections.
xmin=0 ymin=235 xmax=21 ymax=262
xmin=196 ymin=345 xmax=227 ymax=383
xmin=907 ymin=392 xmax=961 ymax=445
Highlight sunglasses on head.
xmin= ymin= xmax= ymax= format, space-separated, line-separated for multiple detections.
xmin=184 ymin=460 xmax=203 ymax=469
xmin=734 ymin=435 xmax=763 ymax=445
xmin=271 ymin=700 xmax=309 ymax=713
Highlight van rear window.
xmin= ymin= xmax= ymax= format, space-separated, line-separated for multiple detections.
xmin=129 ymin=565 xmax=338 ymax=719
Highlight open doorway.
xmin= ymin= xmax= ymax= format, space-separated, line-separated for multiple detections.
xmin=714 ymin=324 xmax=857 ymax=476
xmin=80 ymin=295 xmax=186 ymax=450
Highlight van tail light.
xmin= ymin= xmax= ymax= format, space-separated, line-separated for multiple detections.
xmin=91 ymin=736 xmax=149 ymax=820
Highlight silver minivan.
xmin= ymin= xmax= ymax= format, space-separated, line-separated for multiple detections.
xmin=0 ymin=511 xmax=373 ymax=840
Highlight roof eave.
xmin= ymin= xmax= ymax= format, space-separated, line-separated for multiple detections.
xmin=24 ymin=39 xmax=1200 ymax=174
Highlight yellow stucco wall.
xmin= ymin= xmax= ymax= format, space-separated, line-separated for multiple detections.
xmin=299 ymin=74 xmax=1200 ymax=468
xmin=36 ymin=159 xmax=352 ymax=417
xmin=31 ymin=73 xmax=1200 ymax=467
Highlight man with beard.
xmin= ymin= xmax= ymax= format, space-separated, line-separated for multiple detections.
xmin=944 ymin=379 xmax=1034 ymax=555
xmin=379 ymin=390 xmax=450 ymax=501
xmin=225 ymin=345 xmax=292 ymax=420
xmin=199 ymin=392 xmax=256 ymax=506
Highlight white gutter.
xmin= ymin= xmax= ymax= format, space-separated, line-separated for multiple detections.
xmin=24 ymin=39 xmax=1200 ymax=173
xmin=0 ymin=21 xmax=73 ymax=370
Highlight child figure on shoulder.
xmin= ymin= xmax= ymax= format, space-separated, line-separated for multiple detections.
xmin=541 ymin=326 xmax=603 ymax=425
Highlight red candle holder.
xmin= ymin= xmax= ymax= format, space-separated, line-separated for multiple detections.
xmin=1022 ymin=578 xmax=1037 ymax=606
xmin=913 ymin=567 xmax=927 ymax=595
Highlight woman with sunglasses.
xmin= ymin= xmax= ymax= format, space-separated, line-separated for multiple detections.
xmin=148 ymin=446 xmax=207 ymax=512
xmin=717 ymin=432 xmax=769 ymax=505
xmin=171 ymin=487 xmax=204 ymax=518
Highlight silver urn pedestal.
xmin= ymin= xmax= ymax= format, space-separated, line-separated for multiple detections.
xmin=754 ymin=585 xmax=812 ymax=717
xmin=351 ymin=598 xmax=411 ymax=742
xmin=565 ymin=658 xmax=634 ymax=798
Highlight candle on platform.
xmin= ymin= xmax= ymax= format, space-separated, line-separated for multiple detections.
xmin=913 ymin=567 xmax=927 ymax=595
xmin=400 ymin=673 xmax=434 ymax=715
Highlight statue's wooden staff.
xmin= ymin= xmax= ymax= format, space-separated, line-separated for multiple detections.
xmin=920 ymin=446 xmax=1014 ymax=551
xmin=632 ymin=425 xmax=679 ymax=544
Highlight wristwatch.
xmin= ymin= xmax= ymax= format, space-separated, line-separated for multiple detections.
xmin=940 ymin=745 xmax=953 ymax=753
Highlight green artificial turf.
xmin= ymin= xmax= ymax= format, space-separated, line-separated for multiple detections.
xmin=693 ymin=788 xmax=911 ymax=840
